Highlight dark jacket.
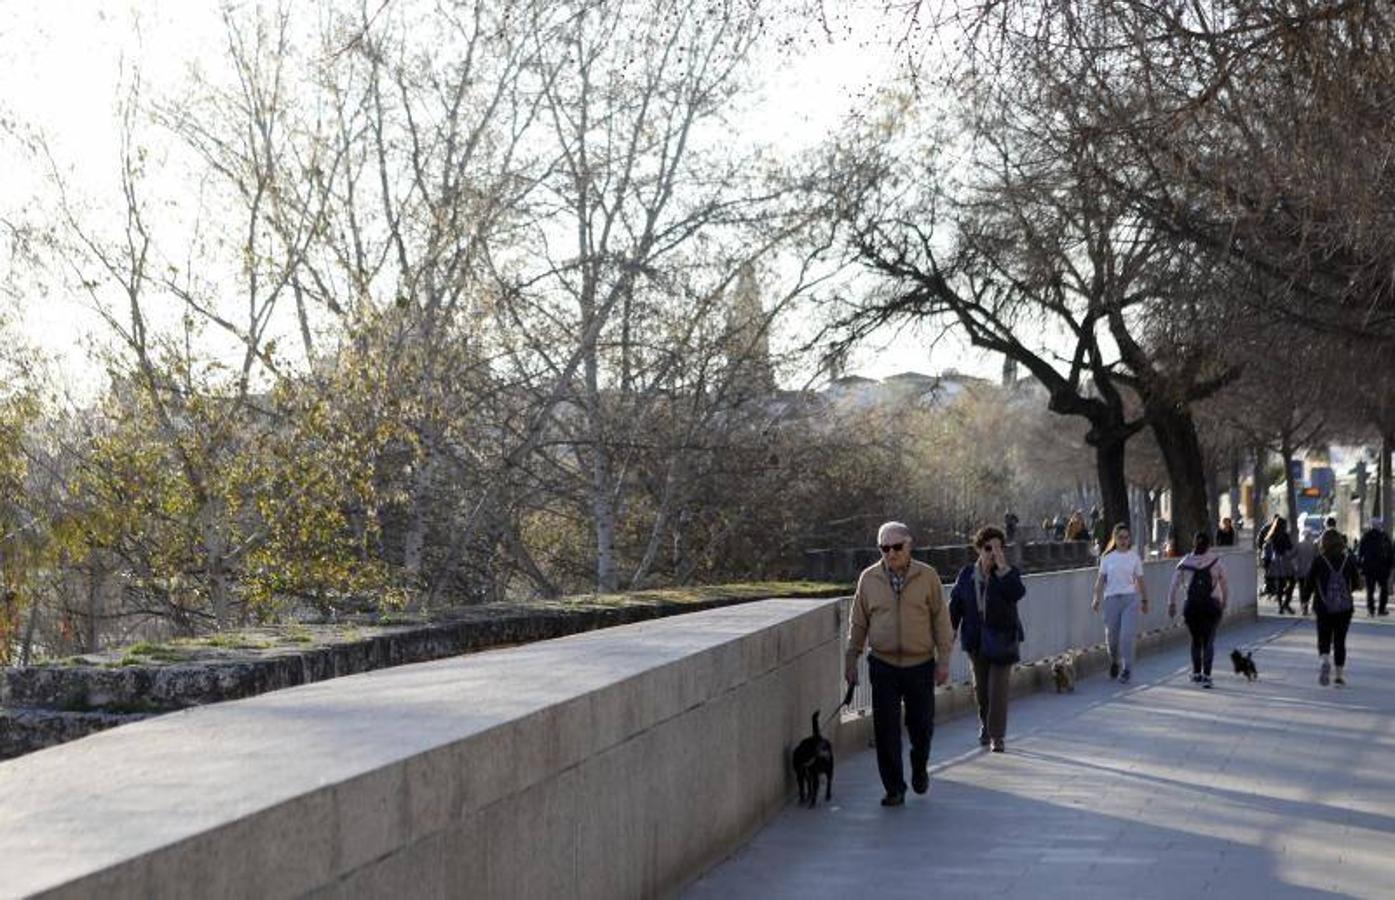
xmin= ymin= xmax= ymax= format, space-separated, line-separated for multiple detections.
xmin=1215 ymin=526 xmax=1236 ymax=547
xmin=949 ymin=564 xmax=1026 ymax=658
xmin=1304 ymin=551 xmax=1362 ymax=615
xmin=1357 ymin=528 xmax=1393 ymax=578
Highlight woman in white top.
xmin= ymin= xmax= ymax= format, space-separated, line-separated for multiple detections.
xmin=1092 ymin=523 xmax=1150 ymax=684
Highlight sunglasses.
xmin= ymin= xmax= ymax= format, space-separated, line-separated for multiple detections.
xmin=879 ymin=542 xmax=906 ymax=553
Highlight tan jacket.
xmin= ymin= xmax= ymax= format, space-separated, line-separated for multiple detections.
xmin=845 ymin=559 xmax=953 ymax=669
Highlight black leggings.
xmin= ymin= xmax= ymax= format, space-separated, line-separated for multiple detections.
xmin=1316 ymin=609 xmax=1354 ymax=666
xmin=1187 ymin=616 xmax=1218 ymax=675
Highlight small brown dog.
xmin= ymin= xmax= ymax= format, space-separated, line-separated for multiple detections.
xmin=1051 ymin=654 xmax=1077 ymax=693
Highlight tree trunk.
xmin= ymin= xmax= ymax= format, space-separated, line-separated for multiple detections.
xmin=1205 ymin=466 xmax=1222 ymax=532
xmin=1148 ymin=406 xmax=1210 ymax=542
xmin=1281 ymin=439 xmax=1299 ymax=527
xmin=1228 ymin=455 xmax=1242 ymax=524
xmin=1091 ymin=433 xmax=1131 ymax=534
xmin=1383 ymin=433 xmax=1393 ymax=526
xmin=86 ymin=564 xmax=103 ymax=653
xmin=1251 ymin=444 xmax=1270 ymax=532
xmin=403 ymin=452 xmax=436 ymax=580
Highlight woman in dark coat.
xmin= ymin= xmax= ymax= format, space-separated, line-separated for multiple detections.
xmin=1263 ymin=516 xmax=1297 ymax=613
xmin=949 ymin=526 xmax=1026 ymax=753
xmin=1305 ymin=528 xmax=1361 ymax=686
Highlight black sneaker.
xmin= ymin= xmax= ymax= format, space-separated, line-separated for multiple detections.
xmin=912 ymin=768 xmax=929 ymax=794
xmin=978 ymin=726 xmax=990 ymax=746
xmin=1201 ymin=675 xmax=1213 ymax=689
xmin=1118 ymin=669 xmax=1131 ymax=685
xmin=991 ymin=739 xmax=1005 ymax=752
xmin=1109 ymin=662 xmax=1120 ymax=679
xmin=880 ymin=791 xmax=905 ymax=807
xmin=1190 ymin=672 xmax=1203 ymax=684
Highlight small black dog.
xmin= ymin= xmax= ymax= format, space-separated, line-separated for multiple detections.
xmin=1231 ymin=649 xmax=1259 ymax=682
xmin=792 ymin=710 xmax=834 ymax=807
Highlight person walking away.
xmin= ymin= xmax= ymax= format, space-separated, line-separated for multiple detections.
xmin=1263 ymin=516 xmax=1297 ymax=613
xmin=1306 ymin=528 xmax=1361 ymax=685
xmin=1357 ymin=518 xmax=1393 ymax=617
xmin=1215 ymin=517 xmax=1237 ymax=547
xmin=1168 ymin=531 xmax=1230 ymax=688
xmin=845 ymin=522 xmax=953 ymax=806
xmin=949 ymin=526 xmax=1026 ymax=753
xmin=1293 ymin=527 xmax=1319 ymax=616
xmin=1092 ymin=524 xmax=1150 ymax=684
xmin=1259 ymin=514 xmax=1280 ymax=597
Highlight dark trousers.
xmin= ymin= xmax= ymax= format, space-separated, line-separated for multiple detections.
xmin=970 ymin=652 xmax=1011 ymax=741
xmin=1299 ymin=579 xmax=1314 ymax=613
xmin=1317 ymin=609 xmax=1354 ymax=666
xmin=1277 ymin=577 xmax=1295 ymax=612
xmin=1365 ymin=572 xmax=1389 ymax=615
xmin=869 ymin=656 xmax=935 ymax=796
xmin=1186 ymin=616 xmax=1218 ymax=675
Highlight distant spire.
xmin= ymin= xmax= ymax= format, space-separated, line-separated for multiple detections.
xmin=725 ymin=262 xmax=774 ymax=396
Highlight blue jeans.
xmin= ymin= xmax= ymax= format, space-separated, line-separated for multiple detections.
xmin=1102 ymin=592 xmax=1141 ymax=672
xmin=869 ymin=656 xmax=935 ymax=796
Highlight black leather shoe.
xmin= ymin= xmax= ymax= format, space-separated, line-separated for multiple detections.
xmin=912 ymin=768 xmax=929 ymax=794
xmin=1109 ymin=662 xmax=1120 ymax=679
xmin=880 ymin=791 xmax=905 ymax=807
xmin=978 ymin=726 xmax=990 ymax=746
xmin=990 ymin=739 xmax=1005 ymax=753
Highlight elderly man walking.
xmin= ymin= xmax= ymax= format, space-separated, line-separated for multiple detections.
xmin=845 ymin=522 xmax=953 ymax=806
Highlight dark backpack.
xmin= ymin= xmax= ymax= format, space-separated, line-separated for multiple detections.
xmin=1182 ymin=559 xmax=1219 ymax=620
xmin=1320 ymin=554 xmax=1354 ymax=613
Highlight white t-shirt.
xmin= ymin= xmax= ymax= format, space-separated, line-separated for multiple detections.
xmin=1099 ymin=549 xmax=1144 ymax=597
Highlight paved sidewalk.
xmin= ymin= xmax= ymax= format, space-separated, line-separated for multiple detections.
xmin=686 ymin=615 xmax=1395 ymax=899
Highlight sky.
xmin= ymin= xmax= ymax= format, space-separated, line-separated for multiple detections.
xmin=0 ymin=0 xmax=1000 ymax=393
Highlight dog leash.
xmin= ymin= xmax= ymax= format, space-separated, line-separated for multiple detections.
xmin=823 ymin=682 xmax=857 ymax=723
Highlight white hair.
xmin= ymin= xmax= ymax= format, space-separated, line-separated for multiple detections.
xmin=877 ymin=521 xmax=912 ymax=545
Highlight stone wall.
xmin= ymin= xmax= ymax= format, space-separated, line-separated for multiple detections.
xmin=0 ymin=599 xmax=844 ymax=900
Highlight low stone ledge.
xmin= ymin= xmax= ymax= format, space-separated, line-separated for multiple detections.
xmin=0 ymin=708 xmax=152 ymax=760
xmin=1 ymin=583 xmax=847 ymax=760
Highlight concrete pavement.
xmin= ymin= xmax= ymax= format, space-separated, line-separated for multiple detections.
xmin=686 ymin=614 xmax=1395 ymax=899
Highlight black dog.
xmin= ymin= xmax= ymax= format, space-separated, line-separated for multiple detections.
xmin=1230 ymin=649 xmax=1259 ymax=682
xmin=792 ymin=710 xmax=834 ymax=807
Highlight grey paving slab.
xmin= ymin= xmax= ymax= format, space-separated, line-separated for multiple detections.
xmin=686 ymin=612 xmax=1395 ymax=899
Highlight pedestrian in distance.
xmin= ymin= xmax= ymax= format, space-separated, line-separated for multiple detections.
xmin=1294 ymin=526 xmax=1319 ymax=616
xmin=1306 ymin=528 xmax=1361 ymax=686
xmin=1092 ymin=523 xmax=1150 ymax=684
xmin=1090 ymin=506 xmax=1110 ymax=553
xmin=1215 ymin=517 xmax=1237 ymax=547
xmin=949 ymin=526 xmax=1026 ymax=753
xmin=1357 ymin=517 xmax=1393 ymax=617
xmin=1065 ymin=510 xmax=1089 ymax=541
xmin=1168 ymin=531 xmax=1230 ymax=688
xmin=845 ymin=522 xmax=953 ymax=806
xmin=1263 ymin=516 xmax=1297 ymax=613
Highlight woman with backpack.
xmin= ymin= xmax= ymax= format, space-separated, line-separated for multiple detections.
xmin=1263 ymin=516 xmax=1297 ymax=614
xmin=1304 ymin=528 xmax=1361 ymax=686
xmin=1167 ymin=531 xmax=1230 ymax=688
xmin=1092 ymin=523 xmax=1150 ymax=684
